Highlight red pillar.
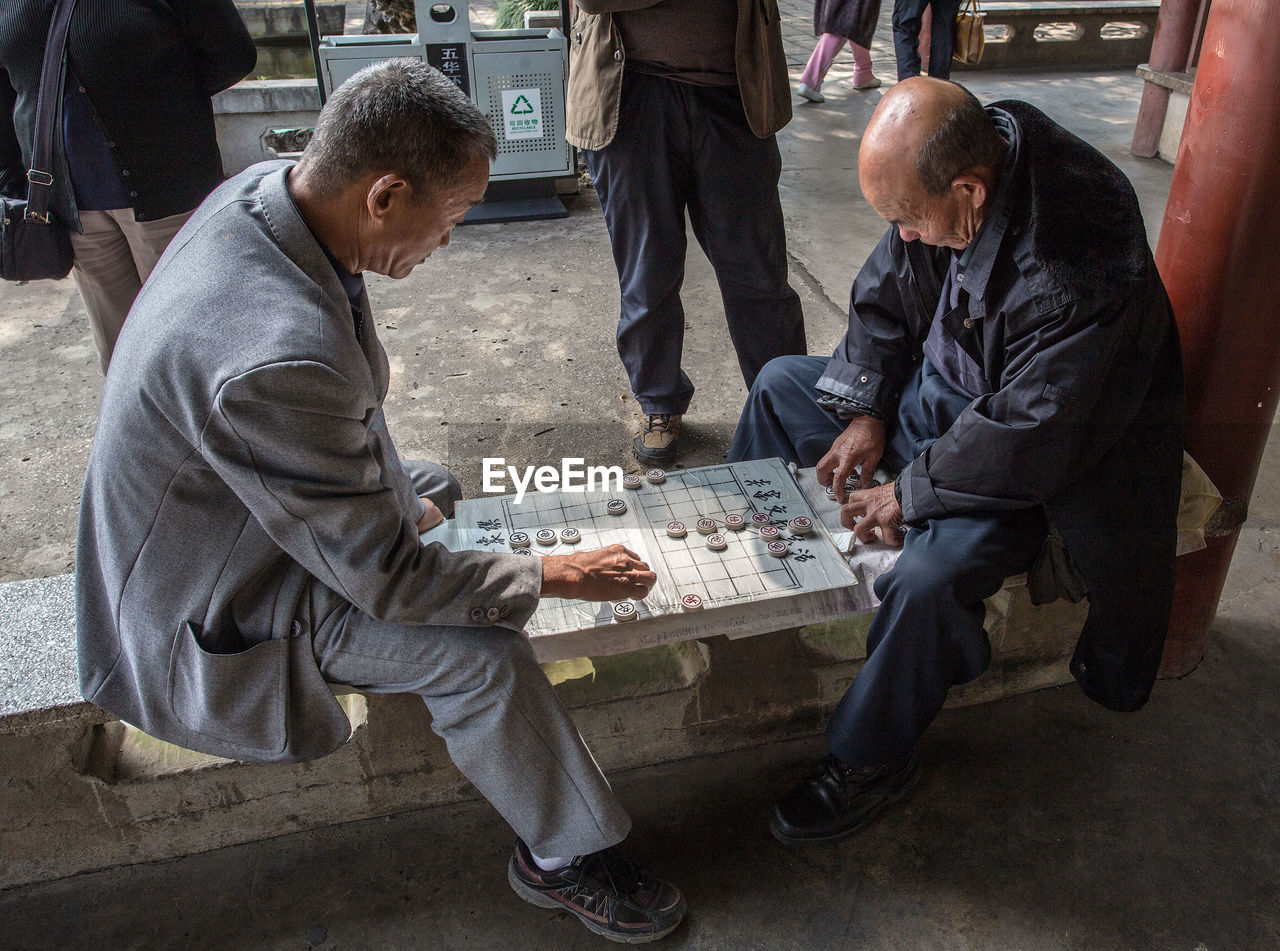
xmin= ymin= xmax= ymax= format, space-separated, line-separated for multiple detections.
xmin=1131 ymin=0 xmax=1203 ymax=157
xmin=1156 ymin=0 xmax=1280 ymax=675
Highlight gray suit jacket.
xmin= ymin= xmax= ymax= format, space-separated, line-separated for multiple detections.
xmin=76 ymin=163 xmax=543 ymax=763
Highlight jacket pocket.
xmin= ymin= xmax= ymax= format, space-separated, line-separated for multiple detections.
xmin=168 ymin=621 xmax=289 ymax=756
xmin=1042 ymin=382 xmax=1078 ymax=405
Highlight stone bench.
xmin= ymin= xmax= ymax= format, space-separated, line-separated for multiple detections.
xmin=1 ymin=538 xmax=1092 ymax=888
xmin=213 ymin=80 xmax=323 ymax=179
xmin=9 ymin=461 xmax=1134 ymax=888
xmin=1 ymin=463 xmax=1128 ymax=893
xmin=954 ymin=0 xmax=1160 ymax=71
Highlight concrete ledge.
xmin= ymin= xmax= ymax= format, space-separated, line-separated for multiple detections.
xmin=0 ymin=575 xmax=110 ymax=734
xmin=1135 ymin=64 xmax=1195 ymax=95
xmin=213 ymin=78 xmax=322 ymax=115
xmin=0 ymin=569 xmax=1086 ymax=889
xmin=1133 ymin=66 xmax=1193 ymax=165
xmin=956 ymin=0 xmax=1158 ymax=71
xmin=233 ymin=1 xmax=346 ymax=41
xmin=213 ymin=80 xmax=322 ymax=177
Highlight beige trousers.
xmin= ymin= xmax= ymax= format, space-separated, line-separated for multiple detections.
xmin=70 ymin=208 xmax=193 ymax=373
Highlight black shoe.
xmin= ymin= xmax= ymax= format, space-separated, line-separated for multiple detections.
xmin=632 ymin=413 xmax=682 ymax=465
xmin=508 ymin=839 xmax=686 ymax=943
xmin=770 ymin=751 xmax=920 ymax=846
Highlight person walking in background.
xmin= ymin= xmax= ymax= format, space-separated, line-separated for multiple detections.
xmin=0 ymin=0 xmax=256 ymax=374
xmin=892 ymin=0 xmax=962 ymax=80
xmin=798 ymin=0 xmax=883 ymax=103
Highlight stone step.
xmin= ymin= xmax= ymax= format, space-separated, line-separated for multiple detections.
xmin=233 ymin=1 xmax=347 ymax=42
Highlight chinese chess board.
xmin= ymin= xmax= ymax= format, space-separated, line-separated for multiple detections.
xmin=426 ymin=458 xmax=863 ymax=661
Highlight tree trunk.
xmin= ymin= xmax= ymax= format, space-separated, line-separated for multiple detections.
xmin=363 ymin=0 xmax=416 ymax=33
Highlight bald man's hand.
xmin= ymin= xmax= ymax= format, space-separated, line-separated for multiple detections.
xmin=841 ymin=482 xmax=907 ymax=549
xmin=817 ymin=416 xmax=886 ymax=504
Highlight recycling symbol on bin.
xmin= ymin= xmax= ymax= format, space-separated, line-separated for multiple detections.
xmin=509 ymin=94 xmax=535 ymax=115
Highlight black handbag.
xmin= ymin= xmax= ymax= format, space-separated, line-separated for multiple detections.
xmin=1 ymin=0 xmax=78 ymax=282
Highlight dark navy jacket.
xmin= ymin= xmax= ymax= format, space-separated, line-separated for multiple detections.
xmin=818 ymin=101 xmax=1184 ymax=712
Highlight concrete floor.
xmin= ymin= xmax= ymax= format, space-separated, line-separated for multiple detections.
xmin=3 ymin=6 xmax=1279 ymax=951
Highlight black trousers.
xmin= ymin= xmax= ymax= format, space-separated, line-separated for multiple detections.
xmin=729 ymin=355 xmax=1047 ymax=767
xmin=583 ymin=71 xmax=806 ymax=416
xmin=892 ymin=0 xmax=963 ymax=80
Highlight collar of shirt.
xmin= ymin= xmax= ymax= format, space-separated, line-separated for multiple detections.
xmin=283 ymin=181 xmax=368 ymax=322
xmin=316 ymin=245 xmax=368 ymax=344
xmin=319 ymin=245 xmax=366 ymax=312
xmin=954 ymin=107 xmax=1021 ymax=306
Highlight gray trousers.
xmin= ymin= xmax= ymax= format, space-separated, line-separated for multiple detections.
xmin=307 ymin=461 xmax=631 ymax=858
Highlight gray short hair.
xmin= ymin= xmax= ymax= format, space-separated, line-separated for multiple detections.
xmin=915 ymin=85 xmax=1007 ymax=194
xmin=297 ymin=59 xmax=497 ymax=200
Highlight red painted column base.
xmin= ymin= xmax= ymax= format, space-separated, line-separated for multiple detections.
xmin=1159 ymin=531 xmax=1240 ymax=678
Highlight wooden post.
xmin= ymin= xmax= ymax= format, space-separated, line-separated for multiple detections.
xmin=1131 ymin=0 xmax=1202 ymax=157
xmin=1156 ymin=0 xmax=1280 ymax=674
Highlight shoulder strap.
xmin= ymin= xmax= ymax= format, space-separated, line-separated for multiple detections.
xmin=25 ymin=0 xmax=79 ymax=223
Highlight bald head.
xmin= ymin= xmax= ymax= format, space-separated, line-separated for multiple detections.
xmin=857 ymin=78 xmax=1007 ymax=250
xmin=860 ymin=78 xmax=978 ymax=194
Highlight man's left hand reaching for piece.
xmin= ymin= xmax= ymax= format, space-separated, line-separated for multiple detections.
xmin=417 ymin=498 xmax=444 ymax=533
xmin=841 ymin=482 xmax=907 ymax=548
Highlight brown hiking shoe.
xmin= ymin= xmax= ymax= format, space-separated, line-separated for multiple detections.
xmin=633 ymin=414 xmax=682 ymax=465
xmin=508 ymin=839 xmax=686 ymax=943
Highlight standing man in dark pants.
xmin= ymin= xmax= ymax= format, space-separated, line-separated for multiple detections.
xmin=892 ymin=0 xmax=963 ymax=80
xmin=729 ymin=79 xmax=1183 ymax=845
xmin=566 ymin=0 xmax=806 ymax=465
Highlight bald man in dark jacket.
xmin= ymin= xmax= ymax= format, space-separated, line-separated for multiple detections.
xmin=730 ymin=78 xmax=1183 ymax=845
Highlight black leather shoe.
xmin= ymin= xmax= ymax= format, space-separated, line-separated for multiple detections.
xmin=770 ymin=751 xmax=921 ymax=846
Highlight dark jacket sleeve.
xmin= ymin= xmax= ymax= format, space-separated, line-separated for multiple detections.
xmin=899 ymin=292 xmax=1143 ymax=524
xmin=169 ymin=0 xmax=258 ymax=95
xmin=816 ymin=228 xmax=936 ymax=420
xmin=0 ymin=68 xmax=21 ymax=197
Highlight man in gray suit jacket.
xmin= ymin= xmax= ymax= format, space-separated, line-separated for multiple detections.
xmin=76 ymin=61 xmax=685 ymax=944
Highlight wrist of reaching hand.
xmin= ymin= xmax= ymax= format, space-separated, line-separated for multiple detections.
xmin=541 ymin=555 xmax=584 ymax=593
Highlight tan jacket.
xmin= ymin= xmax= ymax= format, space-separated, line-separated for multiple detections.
xmin=566 ymin=0 xmax=792 ymax=150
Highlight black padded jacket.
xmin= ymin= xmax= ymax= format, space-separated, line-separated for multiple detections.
xmin=817 ymin=101 xmax=1185 ymax=713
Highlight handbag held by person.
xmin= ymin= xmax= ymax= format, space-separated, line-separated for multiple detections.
xmin=953 ymin=0 xmax=986 ymax=67
xmin=1 ymin=0 xmax=77 ymax=282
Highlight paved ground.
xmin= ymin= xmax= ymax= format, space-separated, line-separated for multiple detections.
xmin=2 ymin=4 xmax=1278 ymax=950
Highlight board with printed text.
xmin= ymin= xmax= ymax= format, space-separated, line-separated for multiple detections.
xmin=422 ymin=458 xmax=871 ymax=661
